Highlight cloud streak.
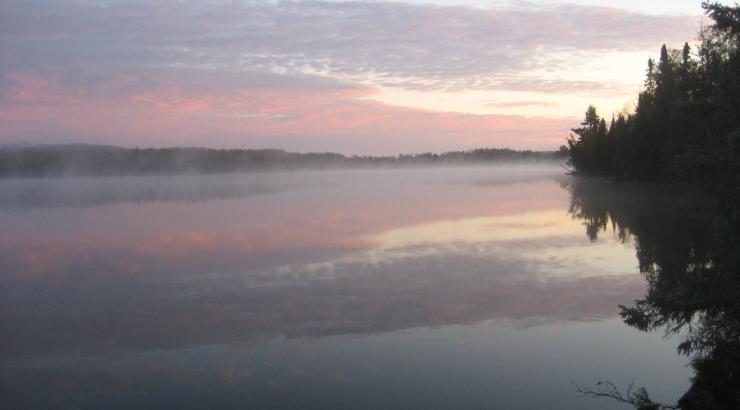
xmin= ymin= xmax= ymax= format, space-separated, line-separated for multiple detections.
xmin=0 ymin=71 xmax=574 ymax=153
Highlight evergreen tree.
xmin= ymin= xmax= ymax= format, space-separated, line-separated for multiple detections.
xmin=566 ymin=2 xmax=739 ymax=186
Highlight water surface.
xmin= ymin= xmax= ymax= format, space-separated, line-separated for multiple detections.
xmin=0 ymin=166 xmax=692 ymax=409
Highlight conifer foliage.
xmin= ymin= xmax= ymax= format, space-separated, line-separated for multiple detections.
xmin=567 ymin=2 xmax=740 ymax=186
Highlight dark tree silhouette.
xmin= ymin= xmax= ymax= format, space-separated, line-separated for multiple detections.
xmin=566 ymin=2 xmax=740 ymax=186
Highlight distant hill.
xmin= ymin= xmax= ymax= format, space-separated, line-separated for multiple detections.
xmin=0 ymin=144 xmax=568 ymax=178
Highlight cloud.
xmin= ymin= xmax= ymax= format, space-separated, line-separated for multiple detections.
xmin=482 ymin=100 xmax=559 ymax=108
xmin=1 ymin=0 xmax=697 ymax=93
xmin=0 ymin=0 xmax=697 ymax=150
xmin=0 ymin=70 xmax=575 ymax=152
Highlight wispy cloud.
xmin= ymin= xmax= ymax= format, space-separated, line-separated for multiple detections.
xmin=482 ymin=100 xmax=559 ymax=108
xmin=1 ymin=0 xmax=697 ymax=91
xmin=0 ymin=78 xmax=574 ymax=153
xmin=0 ymin=0 xmax=698 ymax=150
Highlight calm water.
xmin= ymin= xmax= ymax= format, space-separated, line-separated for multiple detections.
xmin=0 ymin=166 xmax=693 ymax=409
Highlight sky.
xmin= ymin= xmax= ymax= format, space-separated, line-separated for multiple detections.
xmin=0 ymin=0 xmax=731 ymax=154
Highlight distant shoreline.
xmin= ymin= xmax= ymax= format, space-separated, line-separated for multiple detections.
xmin=0 ymin=144 xmax=568 ymax=178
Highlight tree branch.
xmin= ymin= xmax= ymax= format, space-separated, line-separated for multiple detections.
xmin=572 ymin=379 xmax=679 ymax=410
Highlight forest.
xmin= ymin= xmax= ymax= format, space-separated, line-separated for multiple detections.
xmin=0 ymin=144 xmax=567 ymax=178
xmin=566 ymin=2 xmax=739 ymax=195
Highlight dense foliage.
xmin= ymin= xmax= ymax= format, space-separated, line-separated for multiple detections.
xmin=567 ymin=2 xmax=740 ymax=190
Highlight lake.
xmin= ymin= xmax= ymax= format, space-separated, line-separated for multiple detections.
xmin=0 ymin=166 xmax=698 ymax=409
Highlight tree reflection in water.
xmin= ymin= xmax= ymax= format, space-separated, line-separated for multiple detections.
xmin=565 ymin=177 xmax=740 ymax=409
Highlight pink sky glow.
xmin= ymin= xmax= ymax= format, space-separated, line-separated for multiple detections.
xmin=0 ymin=0 xmax=721 ymax=154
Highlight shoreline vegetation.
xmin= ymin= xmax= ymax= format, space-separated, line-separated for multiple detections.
xmin=565 ymin=3 xmax=740 ymax=409
xmin=0 ymin=144 xmax=568 ymax=178
xmin=565 ymin=3 xmax=739 ymax=194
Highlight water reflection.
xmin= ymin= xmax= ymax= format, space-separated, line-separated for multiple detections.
xmin=0 ymin=166 xmax=562 ymax=210
xmin=0 ymin=168 xmax=692 ymax=409
xmin=565 ymin=177 xmax=740 ymax=409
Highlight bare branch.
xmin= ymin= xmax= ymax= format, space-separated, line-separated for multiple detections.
xmin=572 ymin=379 xmax=679 ymax=410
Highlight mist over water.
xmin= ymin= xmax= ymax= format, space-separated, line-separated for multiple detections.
xmin=0 ymin=165 xmax=692 ymax=409
xmin=0 ymin=164 xmax=562 ymax=209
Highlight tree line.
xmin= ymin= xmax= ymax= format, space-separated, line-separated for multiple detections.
xmin=567 ymin=2 xmax=739 ymax=193
xmin=0 ymin=144 xmax=568 ymax=178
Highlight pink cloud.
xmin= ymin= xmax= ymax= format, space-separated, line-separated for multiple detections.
xmin=3 ymin=72 xmax=83 ymax=104
xmin=0 ymin=75 xmax=572 ymax=153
